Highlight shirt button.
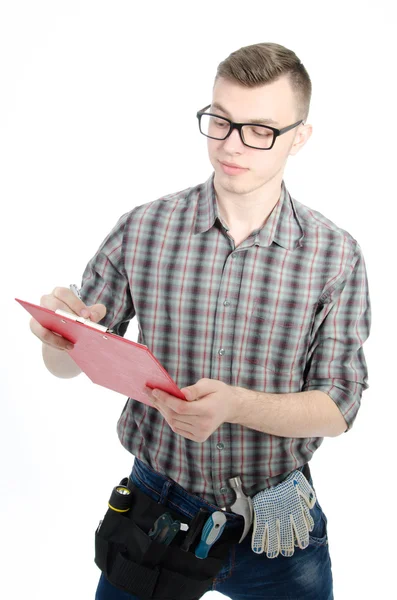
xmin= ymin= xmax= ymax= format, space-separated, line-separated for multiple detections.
xmin=223 ymin=300 xmax=230 ymax=306
xmin=216 ymin=442 xmax=225 ymax=450
xmin=218 ymin=348 xmax=225 ymax=356
xmin=232 ymin=254 xmax=238 ymax=259
xmin=220 ymin=487 xmax=228 ymax=494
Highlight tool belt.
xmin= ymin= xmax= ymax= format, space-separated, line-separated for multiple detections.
xmin=94 ymin=476 xmax=238 ymax=600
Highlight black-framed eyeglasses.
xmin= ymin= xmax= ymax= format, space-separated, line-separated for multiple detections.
xmin=196 ymin=104 xmax=304 ymax=150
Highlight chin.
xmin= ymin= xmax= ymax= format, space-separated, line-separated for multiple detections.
xmin=214 ymin=169 xmax=254 ymax=194
xmin=220 ymin=181 xmax=255 ymax=196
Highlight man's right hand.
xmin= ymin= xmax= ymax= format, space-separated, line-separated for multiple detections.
xmin=30 ymin=286 xmax=107 ymax=351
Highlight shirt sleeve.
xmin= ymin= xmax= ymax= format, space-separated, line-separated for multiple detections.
xmin=78 ymin=211 xmax=135 ymax=337
xmin=302 ymin=240 xmax=371 ymax=431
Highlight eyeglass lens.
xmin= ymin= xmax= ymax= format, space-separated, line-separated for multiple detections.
xmin=199 ymin=114 xmax=274 ymax=149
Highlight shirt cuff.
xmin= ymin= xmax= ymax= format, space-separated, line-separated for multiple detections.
xmin=302 ymin=378 xmax=366 ymax=431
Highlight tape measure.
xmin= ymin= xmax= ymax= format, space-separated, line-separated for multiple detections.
xmin=108 ymin=482 xmax=132 ymax=513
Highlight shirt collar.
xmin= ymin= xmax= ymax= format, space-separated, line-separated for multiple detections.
xmin=194 ymin=172 xmax=305 ymax=250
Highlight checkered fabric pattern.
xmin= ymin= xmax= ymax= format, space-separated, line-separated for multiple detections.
xmin=78 ymin=172 xmax=371 ymax=507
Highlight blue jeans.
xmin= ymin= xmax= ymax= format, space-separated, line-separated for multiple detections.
xmin=95 ymin=459 xmax=333 ymax=599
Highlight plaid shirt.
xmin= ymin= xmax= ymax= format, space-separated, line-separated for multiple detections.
xmin=79 ymin=173 xmax=371 ymax=507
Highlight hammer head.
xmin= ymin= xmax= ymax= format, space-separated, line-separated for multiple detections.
xmin=228 ymin=476 xmax=254 ymax=543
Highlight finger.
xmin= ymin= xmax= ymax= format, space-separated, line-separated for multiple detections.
xmin=153 ymin=401 xmax=178 ymax=421
xmin=280 ymin=515 xmax=295 ymax=557
xmin=251 ymin=514 xmax=266 ymax=554
xmin=155 ymin=405 xmax=197 ymax=439
xmin=30 ymin=319 xmax=72 ymax=351
xmin=173 ymin=416 xmax=197 ymax=430
xmin=266 ymin=522 xmax=280 ymax=559
xmin=153 ymin=392 xmax=200 ymax=416
xmin=295 ymin=471 xmax=316 ymax=508
xmin=167 ymin=414 xmax=197 ymax=433
xmin=302 ymin=502 xmax=315 ymax=532
xmin=155 ymin=404 xmax=196 ymax=432
xmin=291 ymin=516 xmax=309 ymax=550
xmin=158 ymin=406 xmax=195 ymax=430
xmin=40 ymin=289 xmax=88 ymax=318
xmin=88 ymin=304 xmax=107 ymax=322
xmin=172 ymin=426 xmax=198 ymax=441
xmin=50 ymin=287 xmax=91 ymax=317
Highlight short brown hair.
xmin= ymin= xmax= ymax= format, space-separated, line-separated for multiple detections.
xmin=215 ymin=42 xmax=312 ymax=122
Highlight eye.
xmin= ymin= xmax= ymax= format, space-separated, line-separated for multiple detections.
xmin=212 ymin=118 xmax=228 ymax=128
xmin=250 ymin=127 xmax=272 ymax=137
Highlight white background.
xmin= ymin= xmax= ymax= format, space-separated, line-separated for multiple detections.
xmin=1 ymin=1 xmax=395 ymax=598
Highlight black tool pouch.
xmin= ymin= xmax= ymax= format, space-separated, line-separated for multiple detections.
xmin=94 ymin=477 xmax=232 ymax=600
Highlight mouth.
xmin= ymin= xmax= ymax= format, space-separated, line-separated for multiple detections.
xmin=219 ymin=161 xmax=248 ymax=175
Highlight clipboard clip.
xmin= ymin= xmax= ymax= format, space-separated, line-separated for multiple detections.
xmin=55 ymin=309 xmax=114 ymax=334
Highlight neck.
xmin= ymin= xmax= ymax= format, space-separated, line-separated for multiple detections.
xmin=214 ymin=174 xmax=283 ymax=231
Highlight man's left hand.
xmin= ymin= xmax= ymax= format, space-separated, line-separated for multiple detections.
xmin=147 ymin=378 xmax=244 ymax=442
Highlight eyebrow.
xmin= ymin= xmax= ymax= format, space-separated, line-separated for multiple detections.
xmin=211 ymin=102 xmax=280 ymax=126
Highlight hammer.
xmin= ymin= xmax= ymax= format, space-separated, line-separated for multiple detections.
xmin=228 ymin=476 xmax=254 ymax=543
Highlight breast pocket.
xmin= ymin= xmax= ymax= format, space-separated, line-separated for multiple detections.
xmin=244 ymin=301 xmax=316 ymax=374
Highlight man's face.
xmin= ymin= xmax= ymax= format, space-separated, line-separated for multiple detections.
xmin=207 ymin=75 xmax=311 ymax=196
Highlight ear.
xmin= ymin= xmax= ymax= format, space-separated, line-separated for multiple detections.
xmin=289 ymin=123 xmax=313 ymax=156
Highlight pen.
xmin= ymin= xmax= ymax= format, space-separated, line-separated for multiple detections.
xmin=69 ymin=286 xmax=113 ymax=332
xmin=70 ymin=284 xmax=82 ymax=300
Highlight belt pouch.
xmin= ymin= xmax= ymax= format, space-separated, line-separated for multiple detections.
xmin=94 ymin=478 xmax=231 ymax=600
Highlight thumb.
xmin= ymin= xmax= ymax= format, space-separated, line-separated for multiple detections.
xmin=87 ymin=303 xmax=107 ymax=323
xmin=180 ymin=378 xmax=216 ymax=401
xmin=180 ymin=385 xmax=197 ymax=401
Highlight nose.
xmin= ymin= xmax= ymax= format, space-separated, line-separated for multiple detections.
xmin=222 ymin=126 xmax=245 ymax=153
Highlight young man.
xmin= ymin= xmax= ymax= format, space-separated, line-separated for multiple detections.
xmin=37 ymin=43 xmax=371 ymax=599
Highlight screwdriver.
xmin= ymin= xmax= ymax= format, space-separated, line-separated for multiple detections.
xmin=180 ymin=507 xmax=210 ymax=552
xmin=195 ymin=511 xmax=227 ymax=559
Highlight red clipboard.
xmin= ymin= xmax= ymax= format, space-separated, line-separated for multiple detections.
xmin=16 ymin=298 xmax=186 ymax=406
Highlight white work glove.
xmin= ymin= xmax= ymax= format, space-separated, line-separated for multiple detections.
xmin=251 ymin=470 xmax=316 ymax=558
